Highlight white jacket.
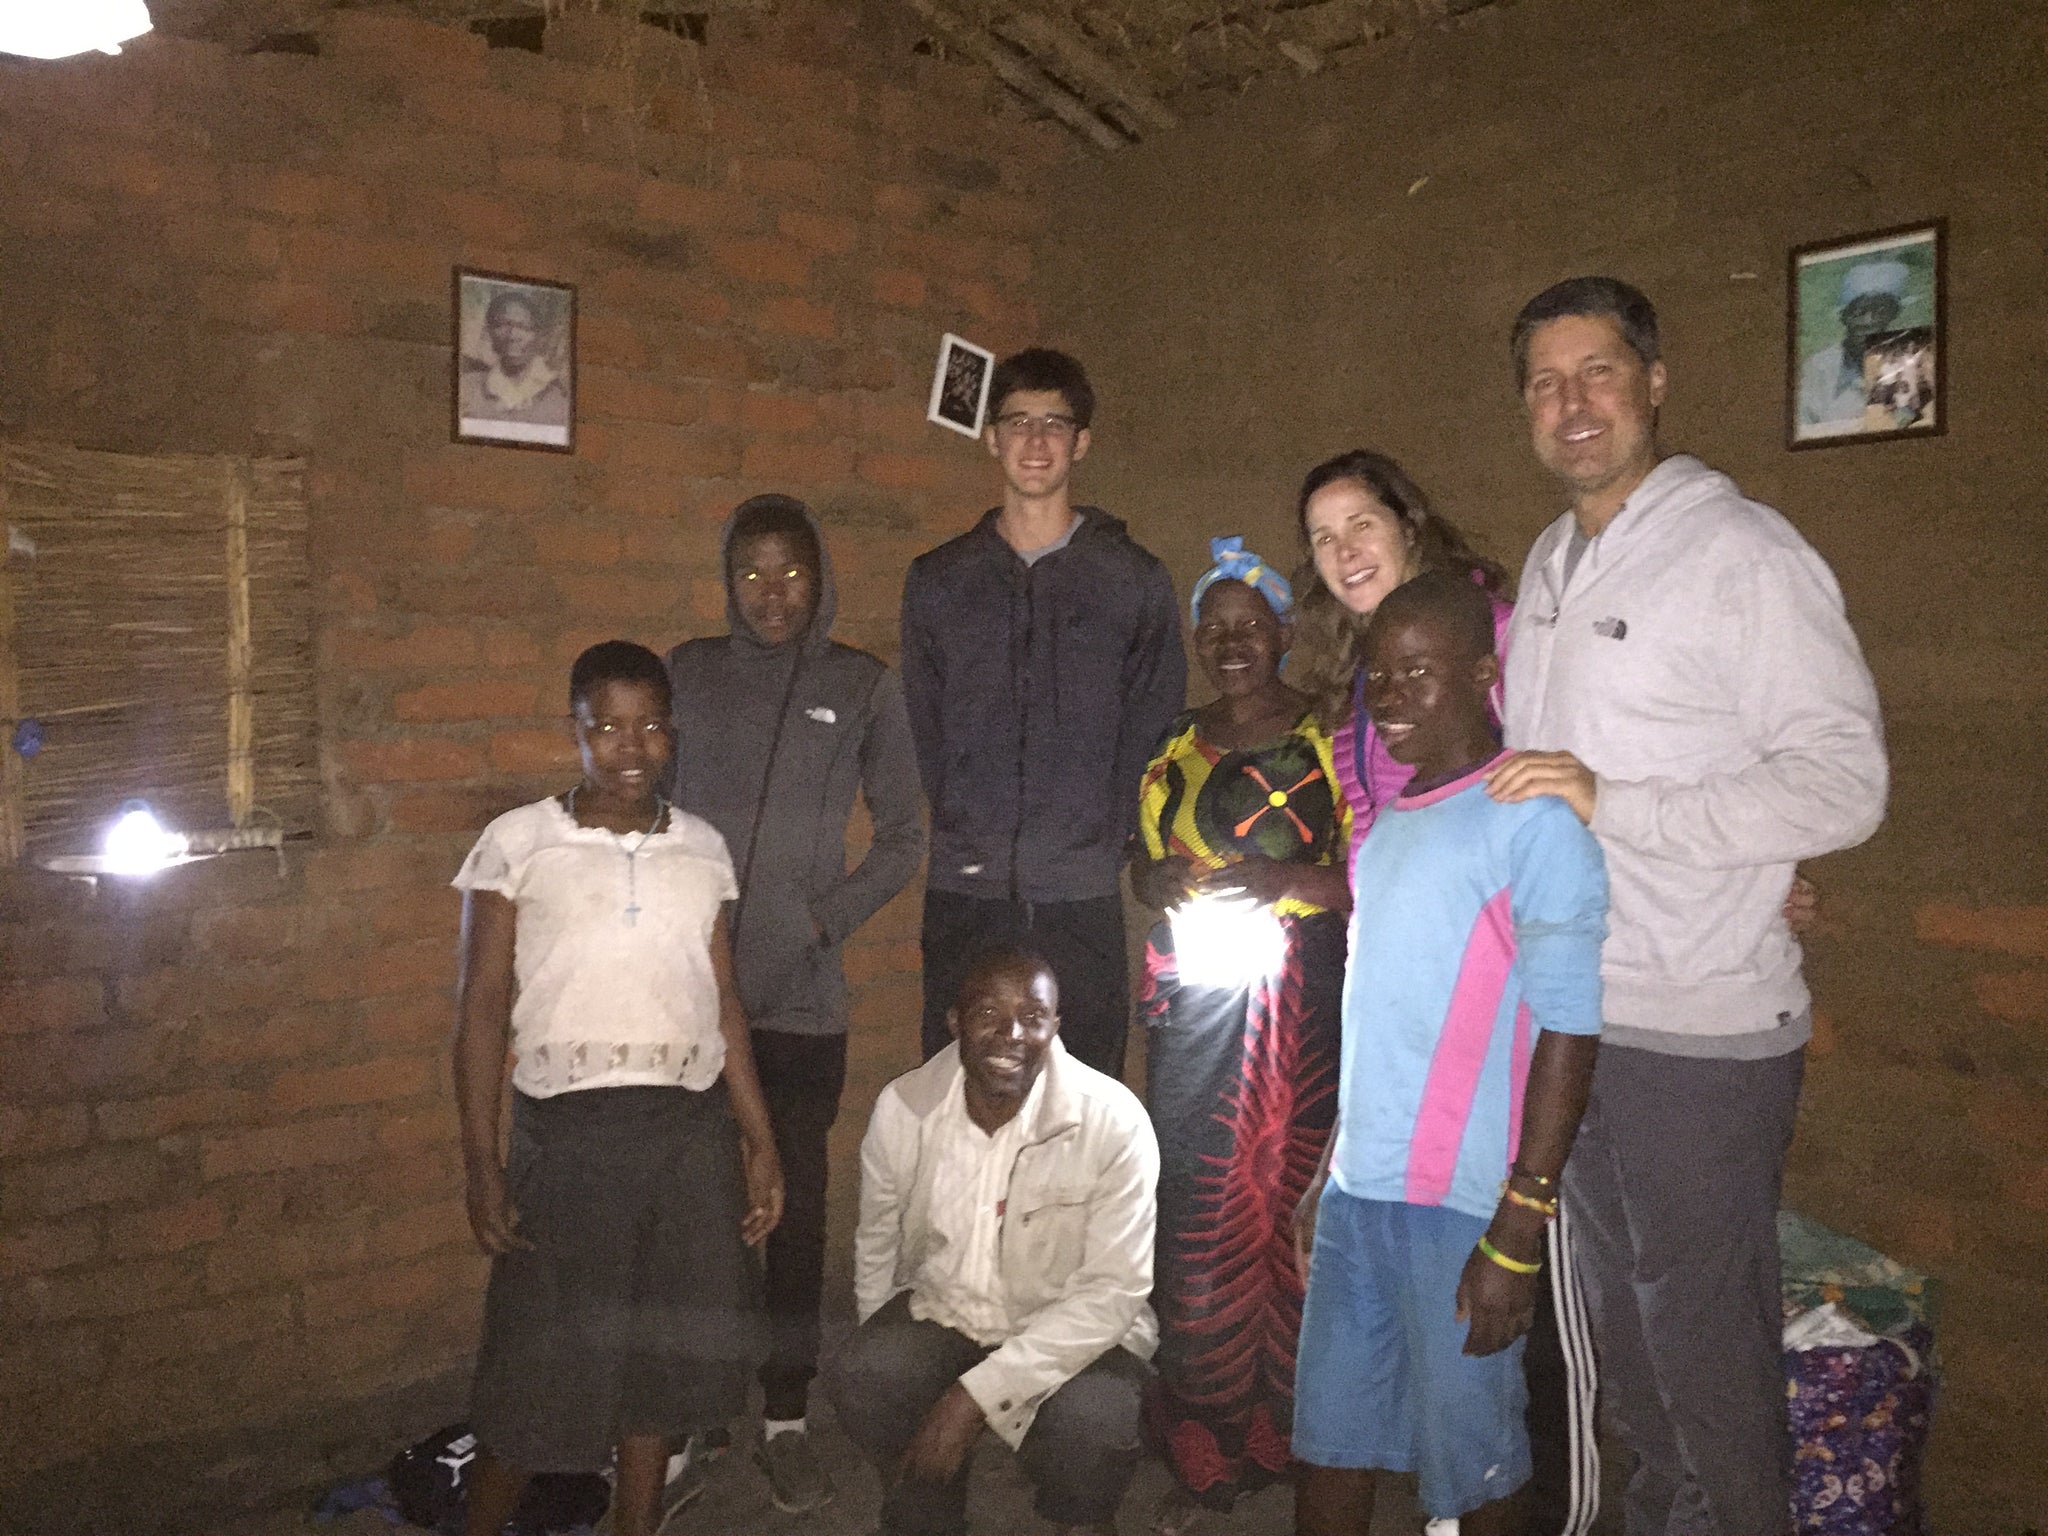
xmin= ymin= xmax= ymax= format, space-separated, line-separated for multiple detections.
xmin=1504 ymin=455 xmax=1887 ymax=1048
xmin=852 ymin=1038 xmax=1159 ymax=1447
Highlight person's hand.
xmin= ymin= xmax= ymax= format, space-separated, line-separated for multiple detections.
xmin=1784 ymin=874 xmax=1820 ymax=936
xmin=464 ymin=1161 xmax=531 ymax=1256
xmin=1485 ymin=750 xmax=1596 ymax=825
xmin=1196 ymin=854 xmax=1293 ymax=907
xmin=740 ymin=1135 xmax=784 ymax=1248
xmin=1455 ymin=1236 xmax=1540 ymax=1357
xmin=1293 ymin=1167 xmax=1328 ymax=1283
xmin=1131 ymin=855 xmax=1197 ymax=911
xmin=898 ymin=1382 xmax=986 ymax=1485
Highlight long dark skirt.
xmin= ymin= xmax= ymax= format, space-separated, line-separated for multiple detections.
xmin=1141 ymin=909 xmax=1345 ymax=1510
xmin=469 ymin=1083 xmax=761 ymax=1473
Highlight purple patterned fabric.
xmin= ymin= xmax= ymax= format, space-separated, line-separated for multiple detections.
xmin=1787 ymin=1323 xmax=1935 ymax=1535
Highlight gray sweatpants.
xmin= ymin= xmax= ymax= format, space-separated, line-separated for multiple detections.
xmin=1565 ymin=1043 xmax=1804 ymax=1536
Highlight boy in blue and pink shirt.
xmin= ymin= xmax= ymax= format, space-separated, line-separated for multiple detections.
xmin=1293 ymin=573 xmax=1608 ymax=1536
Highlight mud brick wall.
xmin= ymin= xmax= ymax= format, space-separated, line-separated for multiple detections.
xmin=0 ymin=3 xmax=1059 ymax=1486
xmin=1041 ymin=0 xmax=2048 ymax=1524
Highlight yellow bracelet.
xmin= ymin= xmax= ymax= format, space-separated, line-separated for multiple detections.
xmin=1477 ymin=1236 xmax=1542 ymax=1275
xmin=1508 ymin=1164 xmax=1557 ymax=1190
xmin=1502 ymin=1187 xmax=1560 ymax=1218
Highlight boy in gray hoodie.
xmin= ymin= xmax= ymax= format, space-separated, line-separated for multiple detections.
xmin=668 ymin=494 xmax=926 ymax=1512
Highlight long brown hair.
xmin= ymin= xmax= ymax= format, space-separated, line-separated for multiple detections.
xmin=1288 ymin=449 xmax=1510 ymax=727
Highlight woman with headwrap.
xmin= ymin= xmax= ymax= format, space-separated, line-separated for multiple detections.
xmin=1129 ymin=536 xmax=1352 ymax=1529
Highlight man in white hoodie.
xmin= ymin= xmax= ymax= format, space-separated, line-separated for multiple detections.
xmin=1487 ymin=277 xmax=1887 ymax=1536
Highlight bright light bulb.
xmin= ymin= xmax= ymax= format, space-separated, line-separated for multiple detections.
xmin=0 ymin=1 xmax=153 ymax=60
xmin=102 ymin=800 xmax=188 ymax=877
xmin=1169 ymin=891 xmax=1286 ymax=990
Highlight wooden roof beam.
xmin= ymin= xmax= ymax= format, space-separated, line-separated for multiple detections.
xmin=992 ymin=8 xmax=1177 ymax=134
xmin=904 ymin=0 xmax=1127 ymax=151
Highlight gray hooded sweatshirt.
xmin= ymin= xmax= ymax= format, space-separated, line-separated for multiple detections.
xmin=1504 ymin=455 xmax=1887 ymax=1056
xmin=667 ymin=499 xmax=926 ymax=1036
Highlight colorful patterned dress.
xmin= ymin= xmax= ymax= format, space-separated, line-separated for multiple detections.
xmin=1137 ymin=709 xmax=1351 ymax=1509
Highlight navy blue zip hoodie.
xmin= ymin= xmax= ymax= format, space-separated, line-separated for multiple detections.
xmin=900 ymin=505 xmax=1185 ymax=903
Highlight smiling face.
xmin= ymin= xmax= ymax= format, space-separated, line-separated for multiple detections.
xmin=573 ymin=678 xmax=675 ymax=807
xmin=730 ymin=529 xmax=819 ymax=647
xmin=1303 ymin=479 xmax=1419 ymax=619
xmin=984 ymin=386 xmax=1090 ymax=502
xmin=948 ymin=957 xmax=1061 ymax=1125
xmin=1193 ymin=579 xmax=1289 ymax=701
xmin=1362 ymin=610 xmax=1498 ymax=785
xmin=1521 ymin=313 xmax=1666 ymax=515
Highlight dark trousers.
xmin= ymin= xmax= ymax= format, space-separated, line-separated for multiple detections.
xmin=920 ymin=890 xmax=1130 ymax=1077
xmin=751 ymin=1028 xmax=848 ymax=1422
xmin=827 ymin=1294 xmax=1152 ymax=1536
xmin=1527 ymin=1198 xmax=1602 ymax=1536
xmin=1567 ymin=1044 xmax=1804 ymax=1536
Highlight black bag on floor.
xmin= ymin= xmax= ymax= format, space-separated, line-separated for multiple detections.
xmin=388 ymin=1423 xmax=610 ymax=1535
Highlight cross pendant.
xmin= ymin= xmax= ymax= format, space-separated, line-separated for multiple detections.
xmin=624 ymin=902 xmax=640 ymax=926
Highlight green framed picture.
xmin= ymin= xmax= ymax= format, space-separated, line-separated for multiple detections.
xmin=1786 ymin=221 xmax=1944 ymax=450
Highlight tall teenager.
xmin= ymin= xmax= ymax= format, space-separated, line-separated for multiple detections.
xmin=900 ymin=349 xmax=1185 ymax=1077
xmin=667 ymin=495 xmax=925 ymax=1513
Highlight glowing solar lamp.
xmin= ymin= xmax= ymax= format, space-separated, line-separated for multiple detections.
xmin=1169 ymin=889 xmax=1286 ymax=990
xmin=39 ymin=799 xmax=285 ymax=885
xmin=100 ymin=800 xmax=190 ymax=875
xmin=0 ymin=1 xmax=153 ymax=60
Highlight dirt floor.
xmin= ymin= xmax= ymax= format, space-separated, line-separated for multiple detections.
xmin=221 ymin=1399 xmax=1434 ymax=1536
xmin=146 ymin=1317 xmax=1462 ymax=1536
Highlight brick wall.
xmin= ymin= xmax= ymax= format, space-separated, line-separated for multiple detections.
xmin=1041 ymin=0 xmax=2048 ymax=1524
xmin=0 ymin=2 xmax=1059 ymax=1491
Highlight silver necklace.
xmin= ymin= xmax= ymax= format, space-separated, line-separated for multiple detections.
xmin=566 ymin=785 xmax=668 ymax=925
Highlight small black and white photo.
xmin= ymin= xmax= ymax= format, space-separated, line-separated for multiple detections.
xmin=453 ymin=268 xmax=576 ymax=452
xmin=927 ymin=332 xmax=994 ymax=438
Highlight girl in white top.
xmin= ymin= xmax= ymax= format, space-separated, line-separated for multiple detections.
xmin=452 ymin=641 xmax=783 ymax=1536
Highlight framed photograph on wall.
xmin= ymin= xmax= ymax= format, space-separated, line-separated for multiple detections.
xmin=1787 ymin=220 xmax=1944 ymax=450
xmin=453 ymin=268 xmax=576 ymax=452
xmin=927 ymin=332 xmax=995 ymax=438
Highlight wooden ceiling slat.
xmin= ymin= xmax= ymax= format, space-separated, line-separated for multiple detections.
xmin=992 ymin=9 xmax=1177 ymax=133
xmin=904 ymin=0 xmax=1129 ymax=151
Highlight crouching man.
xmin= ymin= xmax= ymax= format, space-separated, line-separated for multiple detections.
xmin=828 ymin=945 xmax=1160 ymax=1536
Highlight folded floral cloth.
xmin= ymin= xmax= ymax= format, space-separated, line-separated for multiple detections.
xmin=1780 ymin=1210 xmax=1936 ymax=1536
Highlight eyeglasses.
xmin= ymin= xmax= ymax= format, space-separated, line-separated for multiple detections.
xmin=993 ymin=412 xmax=1080 ymax=442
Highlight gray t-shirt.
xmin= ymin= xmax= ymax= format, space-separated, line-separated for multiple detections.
xmin=1016 ymin=514 xmax=1082 ymax=567
xmin=1560 ymin=523 xmax=1593 ymax=593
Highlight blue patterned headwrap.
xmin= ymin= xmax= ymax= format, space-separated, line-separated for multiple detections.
xmin=1189 ymin=535 xmax=1293 ymax=627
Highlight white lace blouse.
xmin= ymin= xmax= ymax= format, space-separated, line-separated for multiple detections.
xmin=453 ymin=796 xmax=738 ymax=1097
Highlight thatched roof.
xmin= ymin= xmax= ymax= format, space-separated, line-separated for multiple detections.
xmin=149 ymin=0 xmax=1504 ymax=147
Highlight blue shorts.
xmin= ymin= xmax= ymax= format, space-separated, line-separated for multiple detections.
xmin=1292 ymin=1188 xmax=1530 ymax=1518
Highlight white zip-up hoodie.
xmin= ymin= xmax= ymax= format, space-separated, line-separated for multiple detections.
xmin=1504 ymin=455 xmax=1887 ymax=1054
